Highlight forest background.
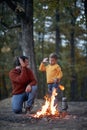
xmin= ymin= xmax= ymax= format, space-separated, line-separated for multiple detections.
xmin=0 ymin=0 xmax=87 ymax=101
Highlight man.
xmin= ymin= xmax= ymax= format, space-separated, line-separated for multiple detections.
xmin=9 ymin=56 xmax=37 ymax=114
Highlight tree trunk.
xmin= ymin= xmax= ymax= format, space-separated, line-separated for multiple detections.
xmin=83 ymin=0 xmax=87 ymax=29
xmin=1 ymin=66 xmax=8 ymax=99
xmin=83 ymin=0 xmax=87 ymax=62
xmin=20 ymin=0 xmax=37 ymax=77
xmin=70 ymin=0 xmax=77 ymax=101
xmin=55 ymin=9 xmax=61 ymax=57
xmin=2 ymin=73 xmax=8 ymax=99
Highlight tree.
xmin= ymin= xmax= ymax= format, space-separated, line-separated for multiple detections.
xmin=69 ymin=0 xmax=77 ymax=100
xmin=20 ymin=0 xmax=37 ymax=77
xmin=0 ymin=0 xmax=37 ymax=77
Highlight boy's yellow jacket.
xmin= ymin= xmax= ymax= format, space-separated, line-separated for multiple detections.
xmin=39 ymin=63 xmax=63 ymax=84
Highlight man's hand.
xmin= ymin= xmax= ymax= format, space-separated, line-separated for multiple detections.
xmin=19 ymin=58 xmax=26 ymax=67
xmin=42 ymin=58 xmax=48 ymax=63
xmin=25 ymin=85 xmax=31 ymax=92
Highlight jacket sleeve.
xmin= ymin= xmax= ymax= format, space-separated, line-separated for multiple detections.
xmin=39 ymin=62 xmax=46 ymax=72
xmin=9 ymin=67 xmax=29 ymax=84
xmin=28 ymin=69 xmax=37 ymax=86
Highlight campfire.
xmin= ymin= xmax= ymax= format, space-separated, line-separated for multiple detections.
xmin=33 ymin=85 xmax=66 ymax=118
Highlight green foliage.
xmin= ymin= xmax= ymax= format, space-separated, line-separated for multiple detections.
xmin=0 ymin=3 xmax=22 ymax=99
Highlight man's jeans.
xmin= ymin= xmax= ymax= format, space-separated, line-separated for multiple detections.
xmin=12 ymin=85 xmax=37 ymax=113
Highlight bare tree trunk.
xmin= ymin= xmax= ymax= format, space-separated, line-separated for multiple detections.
xmin=20 ymin=0 xmax=37 ymax=77
xmin=1 ymin=66 xmax=8 ymax=99
xmin=83 ymin=0 xmax=87 ymax=29
xmin=55 ymin=8 xmax=61 ymax=57
xmin=70 ymin=0 xmax=78 ymax=101
xmin=81 ymin=0 xmax=87 ymax=100
xmin=83 ymin=0 xmax=87 ymax=62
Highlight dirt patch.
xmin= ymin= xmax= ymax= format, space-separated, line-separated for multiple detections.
xmin=0 ymin=98 xmax=87 ymax=130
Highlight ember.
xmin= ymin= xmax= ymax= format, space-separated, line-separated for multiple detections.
xmin=33 ymin=85 xmax=65 ymax=118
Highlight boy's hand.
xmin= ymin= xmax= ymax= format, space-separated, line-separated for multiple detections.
xmin=42 ymin=58 xmax=48 ymax=63
xmin=54 ymin=78 xmax=60 ymax=83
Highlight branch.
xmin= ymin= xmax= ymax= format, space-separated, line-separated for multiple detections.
xmin=5 ymin=0 xmax=26 ymax=19
xmin=0 ymin=20 xmax=21 ymax=29
xmin=9 ymin=23 xmax=21 ymax=29
xmin=0 ymin=0 xmax=28 ymax=23
xmin=5 ymin=0 xmax=17 ymax=11
xmin=0 ymin=20 xmax=8 ymax=29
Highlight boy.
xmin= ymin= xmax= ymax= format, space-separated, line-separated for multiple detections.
xmin=39 ymin=52 xmax=63 ymax=98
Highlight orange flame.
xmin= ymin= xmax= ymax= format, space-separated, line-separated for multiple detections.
xmin=59 ymin=85 xmax=65 ymax=91
xmin=34 ymin=88 xmax=60 ymax=118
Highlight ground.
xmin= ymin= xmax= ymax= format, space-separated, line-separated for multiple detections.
xmin=0 ymin=98 xmax=87 ymax=130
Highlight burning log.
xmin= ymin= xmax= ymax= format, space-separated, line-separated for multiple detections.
xmin=33 ymin=88 xmax=59 ymax=118
xmin=25 ymin=85 xmax=68 ymax=120
xmin=29 ymin=87 xmax=67 ymax=119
